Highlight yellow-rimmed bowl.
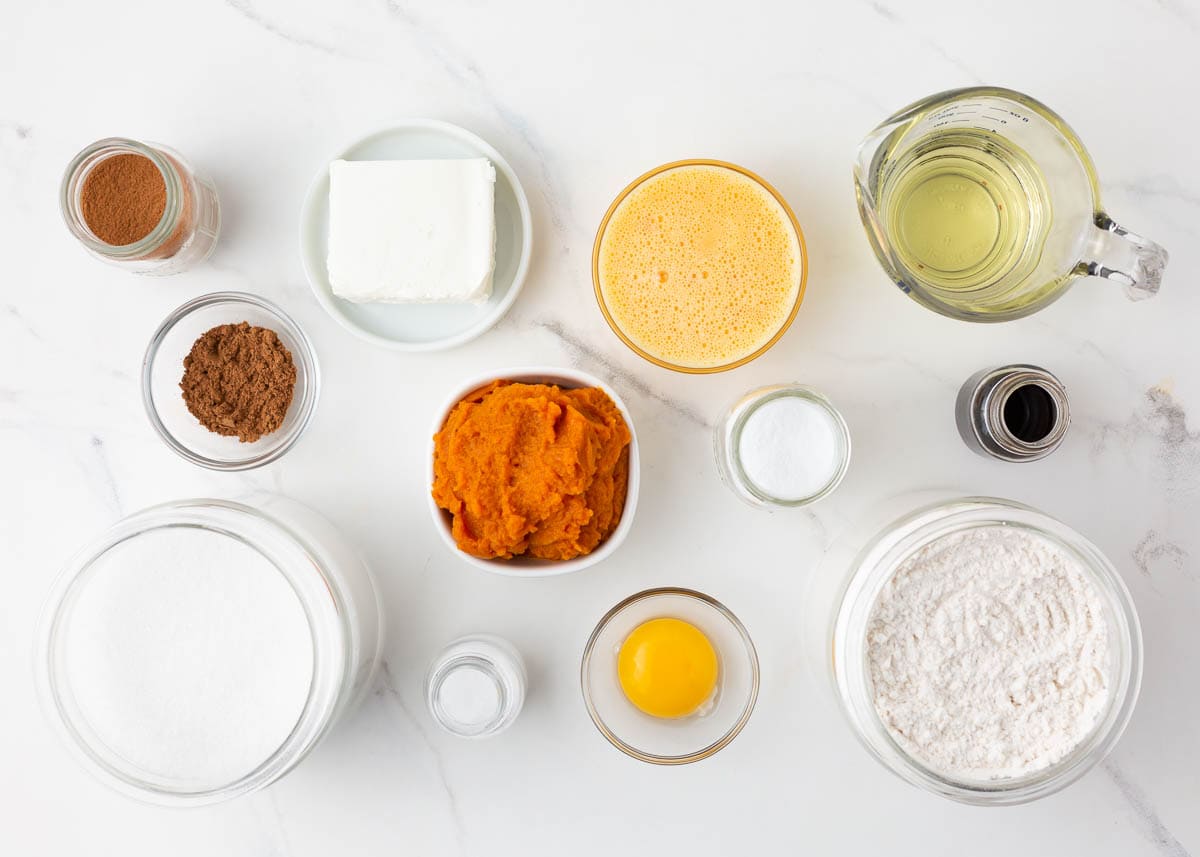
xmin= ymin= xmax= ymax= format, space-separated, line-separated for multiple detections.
xmin=592 ymin=159 xmax=807 ymax=374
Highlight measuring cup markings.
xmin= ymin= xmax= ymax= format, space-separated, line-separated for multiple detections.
xmin=854 ymin=86 xmax=1168 ymax=322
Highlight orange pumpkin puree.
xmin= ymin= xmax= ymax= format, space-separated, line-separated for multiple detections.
xmin=432 ymin=381 xmax=631 ymax=561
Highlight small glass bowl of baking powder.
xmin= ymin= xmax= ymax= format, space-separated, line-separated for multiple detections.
xmin=828 ymin=497 xmax=1142 ymax=805
xmin=714 ymin=385 xmax=850 ymax=508
xmin=142 ymin=292 xmax=320 ymax=471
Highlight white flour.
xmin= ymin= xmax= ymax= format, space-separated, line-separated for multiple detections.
xmin=866 ymin=525 xmax=1110 ymax=780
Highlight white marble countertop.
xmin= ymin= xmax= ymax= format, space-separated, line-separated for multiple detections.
xmin=4 ymin=0 xmax=1198 ymax=853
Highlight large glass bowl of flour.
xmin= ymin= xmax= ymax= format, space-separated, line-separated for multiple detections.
xmin=37 ymin=496 xmax=382 ymax=806
xmin=828 ymin=496 xmax=1141 ymax=805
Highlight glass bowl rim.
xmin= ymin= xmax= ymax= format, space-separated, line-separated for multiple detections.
xmin=141 ymin=291 xmax=320 ymax=471
xmin=59 ymin=136 xmax=185 ymax=259
xmin=34 ymin=498 xmax=350 ymax=806
xmin=723 ymin=384 xmax=852 ymax=507
xmin=580 ymin=586 xmax=760 ymax=764
xmin=830 ymin=495 xmax=1143 ymax=805
xmin=591 ymin=158 xmax=808 ymax=374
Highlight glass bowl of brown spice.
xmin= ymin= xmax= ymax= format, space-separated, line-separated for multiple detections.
xmin=142 ymin=292 xmax=319 ymax=470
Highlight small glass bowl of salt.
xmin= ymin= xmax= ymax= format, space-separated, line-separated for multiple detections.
xmin=425 ymin=636 xmax=527 ymax=738
xmin=714 ymin=385 xmax=851 ymax=509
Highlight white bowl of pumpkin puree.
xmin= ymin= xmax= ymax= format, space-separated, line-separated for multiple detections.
xmin=428 ymin=366 xmax=640 ymax=576
xmin=593 ymin=159 xmax=807 ymax=373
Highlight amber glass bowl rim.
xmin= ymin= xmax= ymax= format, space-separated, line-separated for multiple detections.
xmin=591 ymin=159 xmax=808 ymax=375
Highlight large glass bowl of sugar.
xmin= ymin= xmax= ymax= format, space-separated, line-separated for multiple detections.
xmin=36 ymin=496 xmax=382 ymax=806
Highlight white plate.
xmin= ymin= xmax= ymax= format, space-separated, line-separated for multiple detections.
xmin=299 ymin=119 xmax=533 ymax=351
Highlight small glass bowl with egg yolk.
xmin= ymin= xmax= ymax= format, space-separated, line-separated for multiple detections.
xmin=581 ymin=588 xmax=759 ymax=764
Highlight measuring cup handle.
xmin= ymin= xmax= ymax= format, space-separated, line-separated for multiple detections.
xmin=1084 ymin=213 xmax=1169 ymax=301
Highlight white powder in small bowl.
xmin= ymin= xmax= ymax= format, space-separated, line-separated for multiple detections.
xmin=437 ymin=665 xmax=503 ymax=729
xmin=737 ymin=395 xmax=843 ymax=501
xmin=62 ymin=527 xmax=314 ymax=787
xmin=866 ymin=525 xmax=1111 ymax=781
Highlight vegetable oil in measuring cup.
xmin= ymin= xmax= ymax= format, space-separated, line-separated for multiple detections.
xmin=879 ymin=130 xmax=1054 ymax=306
xmin=857 ymin=86 xmax=1169 ymax=321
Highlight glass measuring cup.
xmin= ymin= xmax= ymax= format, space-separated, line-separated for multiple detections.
xmin=854 ymin=87 xmax=1168 ymax=322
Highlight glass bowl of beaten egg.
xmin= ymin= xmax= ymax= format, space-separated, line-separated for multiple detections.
xmin=581 ymin=588 xmax=759 ymax=764
xmin=592 ymin=159 xmax=807 ymax=374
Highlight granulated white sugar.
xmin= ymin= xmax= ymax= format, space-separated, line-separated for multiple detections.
xmin=64 ymin=527 xmax=313 ymax=785
xmin=866 ymin=525 xmax=1110 ymax=780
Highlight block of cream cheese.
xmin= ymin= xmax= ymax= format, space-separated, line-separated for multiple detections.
xmin=327 ymin=158 xmax=496 ymax=304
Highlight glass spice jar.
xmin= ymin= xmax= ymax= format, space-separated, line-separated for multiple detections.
xmin=425 ymin=635 xmax=527 ymax=738
xmin=60 ymin=137 xmax=221 ymax=275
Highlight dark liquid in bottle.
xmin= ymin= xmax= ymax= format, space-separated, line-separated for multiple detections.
xmin=1003 ymin=384 xmax=1057 ymax=443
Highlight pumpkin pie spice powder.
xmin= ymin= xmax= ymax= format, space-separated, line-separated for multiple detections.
xmin=180 ymin=322 xmax=296 ymax=443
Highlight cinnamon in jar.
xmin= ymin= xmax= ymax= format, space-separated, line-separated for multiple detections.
xmin=60 ymin=137 xmax=221 ymax=275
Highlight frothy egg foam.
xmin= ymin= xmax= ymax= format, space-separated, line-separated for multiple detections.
xmin=597 ymin=164 xmax=803 ymax=369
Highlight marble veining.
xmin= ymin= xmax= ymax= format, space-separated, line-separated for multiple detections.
xmin=375 ymin=661 xmax=467 ymax=856
xmin=86 ymin=435 xmax=123 ymax=517
xmin=1104 ymin=761 xmax=1193 ymax=857
xmin=1087 ymin=385 xmax=1200 ymax=490
xmin=1 ymin=120 xmax=32 ymax=139
xmin=1149 ymin=0 xmax=1200 ymax=32
xmin=224 ymin=0 xmax=355 ymax=59
xmin=861 ymin=0 xmax=982 ymax=82
xmin=3 ymin=304 xmax=45 ymax=343
xmin=1110 ymin=176 xmax=1200 ymax=211
xmin=534 ymin=318 xmax=710 ymax=428
xmin=246 ymin=790 xmax=295 ymax=857
xmin=382 ymin=0 xmax=573 ymax=235
xmin=1132 ymin=529 xmax=1190 ymax=582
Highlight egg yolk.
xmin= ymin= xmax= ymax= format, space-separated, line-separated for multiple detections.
xmin=617 ymin=618 xmax=719 ymax=719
